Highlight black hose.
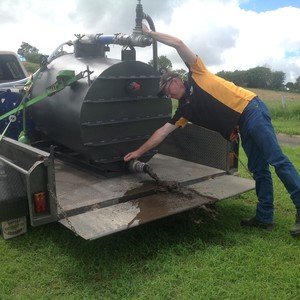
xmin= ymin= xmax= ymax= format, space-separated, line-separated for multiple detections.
xmin=143 ymin=13 xmax=158 ymax=71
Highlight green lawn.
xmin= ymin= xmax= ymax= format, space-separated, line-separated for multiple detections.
xmin=249 ymin=88 xmax=300 ymax=136
xmin=1 ymin=145 xmax=300 ymax=299
xmin=1 ymin=88 xmax=300 ymax=299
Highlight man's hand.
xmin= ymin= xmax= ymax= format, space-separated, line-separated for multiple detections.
xmin=124 ymin=123 xmax=177 ymax=162
xmin=142 ymin=23 xmax=150 ymax=35
xmin=124 ymin=151 xmax=141 ymax=162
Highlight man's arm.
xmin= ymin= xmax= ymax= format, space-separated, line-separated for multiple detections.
xmin=142 ymin=24 xmax=197 ymax=65
xmin=123 ymin=122 xmax=178 ymax=162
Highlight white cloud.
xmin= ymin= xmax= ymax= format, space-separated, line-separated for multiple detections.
xmin=1 ymin=0 xmax=300 ymax=82
xmin=217 ymin=6 xmax=300 ymax=82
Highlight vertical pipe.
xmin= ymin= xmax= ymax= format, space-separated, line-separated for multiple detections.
xmin=143 ymin=14 xmax=158 ymax=71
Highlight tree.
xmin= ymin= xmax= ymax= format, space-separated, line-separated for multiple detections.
xmin=21 ymin=61 xmax=40 ymax=74
xmin=285 ymin=82 xmax=295 ymax=91
xmin=174 ymin=68 xmax=188 ymax=80
xmin=294 ymin=76 xmax=300 ymax=91
xmin=216 ymin=70 xmax=248 ymax=87
xmin=148 ymin=55 xmax=172 ymax=72
xmin=18 ymin=42 xmax=39 ymax=56
xmin=17 ymin=42 xmax=43 ymax=64
xmin=246 ymin=66 xmax=272 ymax=88
xmin=269 ymin=71 xmax=285 ymax=90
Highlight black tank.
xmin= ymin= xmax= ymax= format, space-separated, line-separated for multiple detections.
xmin=30 ymin=53 xmax=171 ymax=171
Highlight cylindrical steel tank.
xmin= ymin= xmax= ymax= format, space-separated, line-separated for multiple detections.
xmin=30 ymin=53 xmax=172 ymax=172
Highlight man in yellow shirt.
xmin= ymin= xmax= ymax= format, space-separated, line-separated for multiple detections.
xmin=124 ymin=24 xmax=300 ymax=236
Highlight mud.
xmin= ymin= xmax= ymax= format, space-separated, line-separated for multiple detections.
xmin=144 ymin=165 xmax=182 ymax=193
xmin=126 ymin=181 xmax=217 ymax=228
xmin=126 ymin=165 xmax=218 ymax=228
xmin=144 ymin=164 xmax=208 ymax=197
xmin=143 ymin=165 xmax=161 ymax=182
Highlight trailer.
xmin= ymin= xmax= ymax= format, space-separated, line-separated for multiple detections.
xmin=0 ymin=1 xmax=254 ymax=240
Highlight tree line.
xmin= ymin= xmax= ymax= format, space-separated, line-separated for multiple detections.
xmin=216 ymin=68 xmax=300 ymax=92
xmin=19 ymin=42 xmax=300 ymax=92
xmin=150 ymin=55 xmax=300 ymax=92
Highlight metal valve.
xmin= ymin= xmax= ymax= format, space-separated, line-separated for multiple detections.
xmin=128 ymin=159 xmax=150 ymax=173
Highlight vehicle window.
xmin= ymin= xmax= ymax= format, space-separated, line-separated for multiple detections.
xmin=0 ymin=55 xmax=26 ymax=82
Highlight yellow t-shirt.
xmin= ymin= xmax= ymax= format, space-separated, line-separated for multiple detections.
xmin=169 ymin=57 xmax=256 ymax=140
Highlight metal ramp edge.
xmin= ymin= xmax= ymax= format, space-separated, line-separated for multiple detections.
xmin=189 ymin=175 xmax=255 ymax=201
xmin=59 ymin=175 xmax=254 ymax=240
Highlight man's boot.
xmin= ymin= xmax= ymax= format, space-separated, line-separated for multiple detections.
xmin=290 ymin=215 xmax=300 ymax=237
xmin=241 ymin=217 xmax=273 ymax=230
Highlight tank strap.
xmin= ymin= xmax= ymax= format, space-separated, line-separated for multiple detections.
xmin=0 ymin=69 xmax=89 ymax=123
xmin=0 ymin=69 xmax=90 ymax=141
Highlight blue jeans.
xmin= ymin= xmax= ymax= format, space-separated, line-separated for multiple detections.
xmin=239 ymin=97 xmax=300 ymax=223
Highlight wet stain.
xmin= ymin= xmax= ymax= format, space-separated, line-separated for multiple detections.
xmin=126 ymin=167 xmax=217 ymax=228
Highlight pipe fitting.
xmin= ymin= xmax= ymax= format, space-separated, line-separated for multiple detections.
xmin=128 ymin=159 xmax=150 ymax=173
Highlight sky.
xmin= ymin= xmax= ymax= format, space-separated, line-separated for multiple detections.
xmin=2 ymin=0 xmax=300 ymax=83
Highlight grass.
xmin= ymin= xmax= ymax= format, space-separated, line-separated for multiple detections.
xmin=1 ymin=89 xmax=300 ymax=299
xmin=1 ymin=149 xmax=300 ymax=299
xmin=248 ymin=88 xmax=300 ymax=135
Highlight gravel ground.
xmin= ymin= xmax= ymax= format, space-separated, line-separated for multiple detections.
xmin=277 ymin=133 xmax=300 ymax=147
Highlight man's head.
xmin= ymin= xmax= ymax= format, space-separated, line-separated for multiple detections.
xmin=157 ymin=72 xmax=185 ymax=99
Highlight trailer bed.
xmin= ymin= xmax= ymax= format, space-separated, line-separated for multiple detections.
xmin=56 ymin=154 xmax=254 ymax=240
